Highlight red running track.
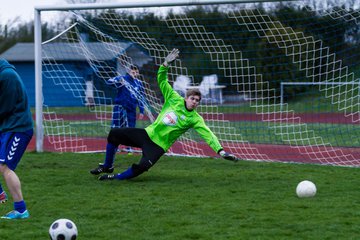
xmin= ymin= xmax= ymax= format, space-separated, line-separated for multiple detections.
xmin=27 ymin=136 xmax=360 ymax=166
xmin=27 ymin=112 xmax=360 ymax=166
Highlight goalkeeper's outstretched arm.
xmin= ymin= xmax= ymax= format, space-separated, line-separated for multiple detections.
xmin=162 ymin=48 xmax=239 ymax=162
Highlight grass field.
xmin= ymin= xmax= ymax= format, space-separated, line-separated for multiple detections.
xmin=0 ymin=152 xmax=359 ymax=239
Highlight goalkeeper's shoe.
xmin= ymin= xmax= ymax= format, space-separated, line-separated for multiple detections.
xmin=0 ymin=191 xmax=8 ymax=204
xmin=1 ymin=210 xmax=30 ymax=219
xmin=90 ymin=164 xmax=114 ymax=175
xmin=98 ymin=174 xmax=116 ymax=181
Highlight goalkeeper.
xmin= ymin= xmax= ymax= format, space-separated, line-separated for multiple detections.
xmin=90 ymin=49 xmax=239 ymax=180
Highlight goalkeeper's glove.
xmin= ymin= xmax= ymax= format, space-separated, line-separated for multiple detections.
xmin=163 ymin=48 xmax=179 ymax=66
xmin=219 ymin=150 xmax=239 ymax=162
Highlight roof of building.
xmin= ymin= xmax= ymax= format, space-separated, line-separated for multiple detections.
xmin=0 ymin=42 xmax=145 ymax=62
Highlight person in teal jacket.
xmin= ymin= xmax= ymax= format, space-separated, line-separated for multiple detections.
xmin=0 ymin=59 xmax=33 ymax=219
xmin=90 ymin=49 xmax=238 ymax=180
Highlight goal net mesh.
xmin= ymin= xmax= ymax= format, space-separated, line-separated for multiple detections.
xmin=39 ymin=1 xmax=360 ymax=166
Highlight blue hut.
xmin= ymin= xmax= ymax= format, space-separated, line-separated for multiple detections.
xmin=0 ymin=42 xmax=152 ymax=107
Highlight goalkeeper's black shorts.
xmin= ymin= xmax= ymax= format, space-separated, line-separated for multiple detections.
xmin=107 ymin=127 xmax=165 ymax=170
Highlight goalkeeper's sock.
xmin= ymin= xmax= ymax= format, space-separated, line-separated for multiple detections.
xmin=104 ymin=143 xmax=117 ymax=168
xmin=14 ymin=200 xmax=26 ymax=214
xmin=115 ymin=167 xmax=134 ymax=180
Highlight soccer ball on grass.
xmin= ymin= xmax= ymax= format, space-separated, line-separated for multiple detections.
xmin=49 ymin=218 xmax=78 ymax=240
xmin=296 ymin=180 xmax=316 ymax=198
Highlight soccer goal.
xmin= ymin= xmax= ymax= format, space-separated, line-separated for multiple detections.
xmin=34 ymin=0 xmax=360 ymax=166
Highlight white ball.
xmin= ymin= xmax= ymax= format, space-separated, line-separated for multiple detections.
xmin=49 ymin=218 xmax=78 ymax=240
xmin=296 ymin=180 xmax=317 ymax=198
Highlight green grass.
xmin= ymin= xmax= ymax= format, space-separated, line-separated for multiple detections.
xmin=1 ymin=152 xmax=360 ymax=239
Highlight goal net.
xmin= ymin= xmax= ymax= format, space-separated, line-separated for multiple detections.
xmin=36 ymin=0 xmax=360 ymax=166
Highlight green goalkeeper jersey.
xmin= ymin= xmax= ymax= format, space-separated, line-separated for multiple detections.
xmin=145 ymin=65 xmax=223 ymax=153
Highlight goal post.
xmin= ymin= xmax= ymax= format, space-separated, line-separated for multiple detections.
xmin=34 ymin=0 xmax=277 ymax=153
xmin=34 ymin=0 xmax=360 ymax=166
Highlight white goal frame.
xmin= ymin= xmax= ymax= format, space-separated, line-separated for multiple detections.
xmin=34 ymin=0 xmax=292 ymax=152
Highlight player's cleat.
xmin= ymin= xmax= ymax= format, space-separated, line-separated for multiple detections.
xmin=90 ymin=164 xmax=114 ymax=175
xmin=1 ymin=210 xmax=30 ymax=219
xmin=98 ymin=174 xmax=115 ymax=181
xmin=0 ymin=191 xmax=8 ymax=204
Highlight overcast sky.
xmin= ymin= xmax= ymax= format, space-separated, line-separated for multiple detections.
xmin=1 ymin=0 xmax=359 ymax=26
xmin=0 ymin=0 xmax=144 ymax=26
xmin=0 ymin=0 xmax=65 ymax=25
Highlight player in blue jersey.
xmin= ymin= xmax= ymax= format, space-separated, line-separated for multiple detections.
xmin=106 ymin=64 xmax=145 ymax=153
xmin=0 ymin=59 xmax=33 ymax=219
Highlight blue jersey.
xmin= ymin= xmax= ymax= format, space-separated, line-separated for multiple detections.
xmin=0 ymin=59 xmax=33 ymax=132
xmin=107 ymin=74 xmax=145 ymax=114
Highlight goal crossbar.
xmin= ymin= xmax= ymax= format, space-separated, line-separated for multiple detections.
xmin=34 ymin=0 xmax=295 ymax=11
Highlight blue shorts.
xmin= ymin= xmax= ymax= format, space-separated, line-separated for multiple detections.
xmin=0 ymin=129 xmax=33 ymax=170
xmin=111 ymin=105 xmax=137 ymax=128
xmin=112 ymin=105 xmax=128 ymax=128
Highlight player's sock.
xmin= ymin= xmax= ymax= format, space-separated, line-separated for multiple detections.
xmin=0 ymin=185 xmax=3 ymax=193
xmin=115 ymin=167 xmax=134 ymax=180
xmin=104 ymin=143 xmax=117 ymax=168
xmin=14 ymin=200 xmax=26 ymax=214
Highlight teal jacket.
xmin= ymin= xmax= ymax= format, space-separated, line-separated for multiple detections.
xmin=0 ymin=59 xmax=33 ymax=132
